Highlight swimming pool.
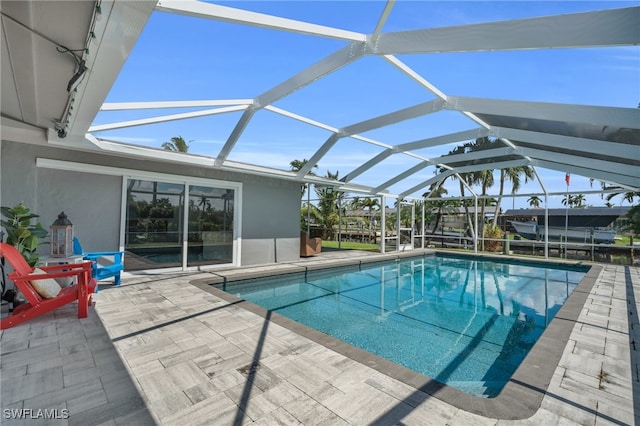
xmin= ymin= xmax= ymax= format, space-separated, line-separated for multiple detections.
xmin=214 ymin=254 xmax=588 ymax=398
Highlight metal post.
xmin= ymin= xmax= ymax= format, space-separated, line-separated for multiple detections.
xmin=564 ymin=175 xmax=569 ymax=259
xmin=505 ymin=231 xmax=510 ymax=255
xmin=544 ymin=194 xmax=549 ymax=259
xmin=306 ymin=184 xmax=311 ymax=234
xmin=410 ymin=202 xmax=415 ymax=250
xmin=474 ymin=196 xmax=478 ymax=254
xmin=380 ymin=195 xmax=386 ymax=253
xmin=396 ymin=198 xmax=401 ymax=252
xmin=532 ymin=167 xmax=549 ymax=259
xmin=421 ymin=200 xmax=425 ymax=249
xmin=338 ymin=194 xmax=342 ymax=249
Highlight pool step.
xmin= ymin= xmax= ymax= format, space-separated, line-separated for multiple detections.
xmin=445 ymin=380 xmax=502 ymax=397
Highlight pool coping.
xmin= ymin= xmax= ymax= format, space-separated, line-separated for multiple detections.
xmin=190 ymin=250 xmax=602 ymax=420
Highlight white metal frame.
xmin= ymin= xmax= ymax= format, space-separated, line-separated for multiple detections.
xmin=81 ymin=1 xmax=639 ymax=202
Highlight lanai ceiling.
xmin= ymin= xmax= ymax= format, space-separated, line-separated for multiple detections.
xmin=2 ymin=1 xmax=639 ymax=200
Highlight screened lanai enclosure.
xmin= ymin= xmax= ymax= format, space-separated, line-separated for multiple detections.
xmin=1 ymin=1 xmax=639 ymax=269
xmin=301 ymin=191 xmax=635 ymax=264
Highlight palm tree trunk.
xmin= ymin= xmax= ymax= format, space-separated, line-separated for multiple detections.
xmin=480 ymin=181 xmax=489 ymax=251
xmin=493 ymin=170 xmax=506 ymax=227
xmin=460 ymin=179 xmax=475 ymax=238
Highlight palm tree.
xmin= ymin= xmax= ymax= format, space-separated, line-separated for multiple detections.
xmin=290 ymin=159 xmax=317 ymax=174
xmin=290 ymin=159 xmax=318 ymax=197
xmin=562 ymin=194 xmax=586 ymax=208
xmin=198 ymin=196 xmax=210 ymax=214
xmin=528 ymin=196 xmax=542 ymax=208
xmin=606 ymin=191 xmax=639 ymax=205
xmin=626 ymin=204 xmax=640 ymax=235
xmin=442 ymin=144 xmax=476 ymax=238
xmin=457 ymin=137 xmax=497 ymax=246
xmin=476 ymin=169 xmax=494 ymax=250
xmin=492 ymin=165 xmax=535 ymax=226
xmin=162 ymin=136 xmax=190 ymax=152
xmin=455 ymin=138 xmax=495 ymax=249
xmin=422 ymin=184 xmax=460 ymax=245
xmin=349 ymin=196 xmax=363 ymax=210
xmin=362 ymin=197 xmax=380 ymax=243
xmin=314 ymin=170 xmax=342 ymax=240
xmin=423 ymin=184 xmax=446 ymax=234
xmin=572 ymin=194 xmax=586 ymax=208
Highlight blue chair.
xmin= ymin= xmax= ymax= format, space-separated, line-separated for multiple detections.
xmin=73 ymin=237 xmax=124 ymax=290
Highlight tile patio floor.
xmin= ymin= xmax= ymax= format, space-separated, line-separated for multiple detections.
xmin=1 ymin=249 xmax=638 ymax=425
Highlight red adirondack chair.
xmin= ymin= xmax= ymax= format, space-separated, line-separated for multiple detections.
xmin=1 ymin=243 xmax=97 ymax=330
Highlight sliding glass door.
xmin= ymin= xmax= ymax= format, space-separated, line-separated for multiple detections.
xmin=125 ymin=179 xmax=185 ymax=270
xmin=187 ymin=186 xmax=234 ymax=266
xmin=124 ymin=178 xmax=237 ymax=270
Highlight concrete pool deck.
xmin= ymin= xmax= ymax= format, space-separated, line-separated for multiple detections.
xmin=1 ymin=249 xmax=638 ymax=425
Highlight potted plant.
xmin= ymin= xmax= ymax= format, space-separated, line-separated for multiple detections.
xmin=1 ymin=203 xmax=49 ymax=311
xmin=1 ymin=202 xmax=49 ymax=267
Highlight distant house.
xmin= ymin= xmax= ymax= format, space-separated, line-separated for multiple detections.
xmin=501 ymin=207 xmax=631 ymax=229
xmin=427 ymin=206 xmax=501 ymax=231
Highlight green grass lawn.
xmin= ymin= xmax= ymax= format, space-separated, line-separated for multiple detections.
xmin=321 ymin=240 xmax=380 ymax=252
xmin=615 ymin=235 xmax=636 ymax=246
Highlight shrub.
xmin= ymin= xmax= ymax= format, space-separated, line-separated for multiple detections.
xmin=483 ymin=225 xmax=504 ymax=252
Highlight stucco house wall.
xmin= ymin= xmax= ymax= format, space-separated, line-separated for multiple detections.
xmin=0 ymin=139 xmax=301 ymax=267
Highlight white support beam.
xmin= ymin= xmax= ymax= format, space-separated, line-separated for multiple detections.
xmin=371 ymin=7 xmax=640 ymax=54
xmin=214 ymin=107 xmax=256 ymax=167
xmin=342 ymin=99 xmax=446 ymax=136
xmin=374 ymin=146 xmax=517 ymax=194
xmin=373 ymin=161 xmax=432 ymax=193
xmin=342 ymin=150 xmax=394 ymax=183
xmin=347 ymin=130 xmax=508 ymax=190
xmin=264 ymin=105 xmax=339 ymax=133
xmin=456 ymin=188 xmax=628 ymax=200
xmin=100 ymin=99 xmax=253 ymax=110
xmin=396 ymin=128 xmax=489 ymax=152
xmin=492 ymin=127 xmax=636 ymax=160
xmin=532 ymin=167 xmax=548 ymax=195
xmin=534 ymin=159 xmax=640 ymax=189
xmin=382 ymin=55 xmax=447 ymax=100
xmin=88 ymin=105 xmax=248 ymax=132
xmin=517 ymin=147 xmax=638 ymax=179
xmin=381 ymin=56 xmax=501 ymax=141
xmin=447 ymin=96 xmax=640 ymax=129
xmin=349 ymin=134 xmax=393 ymax=150
xmin=452 ymin=174 xmax=478 ymax=199
xmin=431 ymin=146 xmax=518 ymax=167
xmin=399 ymin=159 xmax=531 ymax=198
xmin=296 ymin=133 xmax=341 ymax=178
xmin=257 ymin=43 xmax=366 ymax=107
xmin=399 ymin=171 xmax=456 ymax=199
xmin=370 ymin=0 xmax=395 ymax=41
xmin=155 ymin=0 xmax=366 ymax=41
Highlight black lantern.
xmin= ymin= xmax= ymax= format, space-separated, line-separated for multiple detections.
xmin=50 ymin=212 xmax=74 ymax=257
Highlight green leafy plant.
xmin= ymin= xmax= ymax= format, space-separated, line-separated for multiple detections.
xmin=1 ymin=203 xmax=49 ymax=267
xmin=483 ymin=224 xmax=504 ymax=252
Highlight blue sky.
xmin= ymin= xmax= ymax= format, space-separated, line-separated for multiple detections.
xmin=92 ymin=1 xmax=640 ymax=209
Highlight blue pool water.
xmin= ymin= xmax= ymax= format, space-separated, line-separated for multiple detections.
xmin=216 ymin=255 xmax=587 ymax=397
